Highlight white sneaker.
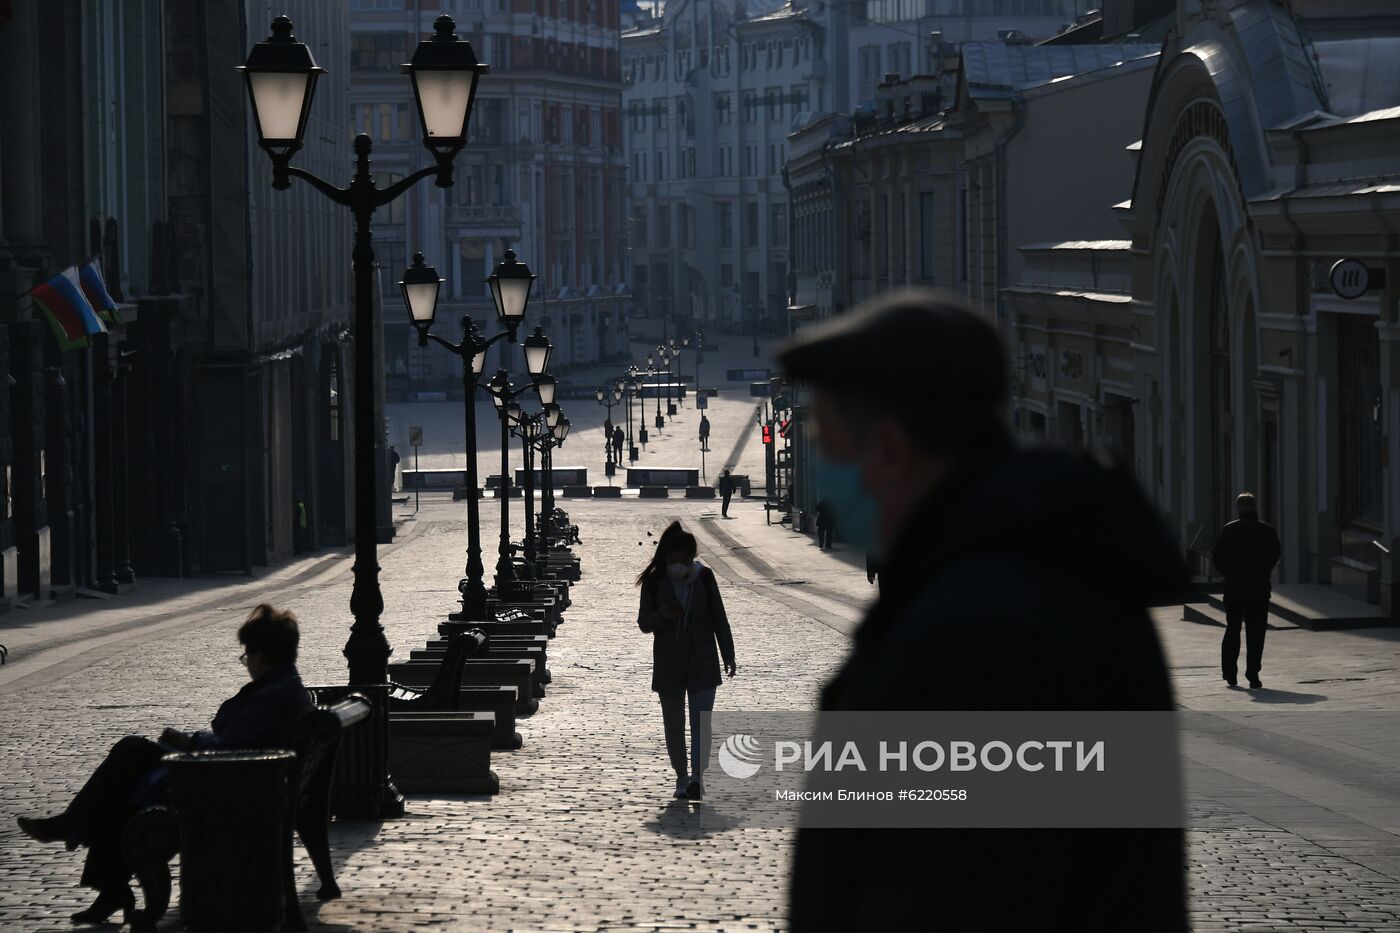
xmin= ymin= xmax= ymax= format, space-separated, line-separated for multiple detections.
xmin=674 ymin=774 xmax=688 ymax=799
xmin=686 ymin=775 xmax=704 ymax=801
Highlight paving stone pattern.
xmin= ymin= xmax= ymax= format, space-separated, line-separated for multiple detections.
xmin=0 ymin=494 xmax=1398 ymax=930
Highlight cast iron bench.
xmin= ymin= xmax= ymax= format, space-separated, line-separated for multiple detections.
xmin=121 ymin=694 xmax=372 ymax=932
xmin=388 ymin=628 xmax=487 ymax=712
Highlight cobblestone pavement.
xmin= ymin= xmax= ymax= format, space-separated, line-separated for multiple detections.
xmin=387 ymin=332 xmax=778 ymax=493
xmin=2 ymin=491 xmax=1399 ymax=930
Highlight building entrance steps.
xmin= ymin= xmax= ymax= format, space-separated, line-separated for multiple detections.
xmin=1182 ymin=584 xmax=1392 ymax=631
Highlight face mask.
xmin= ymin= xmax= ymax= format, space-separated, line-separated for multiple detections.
xmin=812 ymin=457 xmax=880 ymax=555
xmin=667 ymin=561 xmax=694 ymax=580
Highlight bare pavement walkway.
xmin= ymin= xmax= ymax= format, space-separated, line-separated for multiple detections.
xmin=1 ymin=493 xmax=1399 ymax=930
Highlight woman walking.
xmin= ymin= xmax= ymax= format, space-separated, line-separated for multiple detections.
xmin=637 ymin=521 xmax=737 ymax=801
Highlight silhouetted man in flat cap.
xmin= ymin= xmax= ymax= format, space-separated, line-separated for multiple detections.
xmin=780 ymin=288 xmax=1188 ymax=932
xmin=1211 ymin=492 xmax=1281 ymax=689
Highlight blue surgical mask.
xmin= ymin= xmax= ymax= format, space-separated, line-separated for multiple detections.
xmin=812 ymin=457 xmax=879 ymax=554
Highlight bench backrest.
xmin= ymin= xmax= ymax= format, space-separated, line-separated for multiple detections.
xmin=284 ymin=696 xmax=372 ymax=806
xmin=398 ymin=628 xmax=487 ymax=712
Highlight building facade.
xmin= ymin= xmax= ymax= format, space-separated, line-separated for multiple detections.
xmin=350 ymin=0 xmax=631 ymax=401
xmin=623 ymin=0 xmax=844 ymax=337
xmin=1118 ymin=0 xmax=1400 ymax=611
xmin=1 ymin=0 xmax=360 ymax=602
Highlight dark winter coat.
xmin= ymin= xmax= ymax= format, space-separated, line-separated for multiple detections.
xmin=1210 ymin=512 xmax=1281 ymax=602
xmin=789 ymin=444 xmax=1189 ymax=933
xmin=190 ymin=664 xmax=313 ymax=751
xmin=637 ymin=563 xmax=737 ymax=693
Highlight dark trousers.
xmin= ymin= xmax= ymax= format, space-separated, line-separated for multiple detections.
xmin=69 ymin=736 xmax=168 ymax=893
xmin=721 ymin=492 xmax=732 ymax=516
xmin=658 ymin=686 xmax=716 ymax=776
xmin=1222 ymin=599 xmax=1268 ymax=681
xmin=817 ymin=525 xmax=834 ymax=549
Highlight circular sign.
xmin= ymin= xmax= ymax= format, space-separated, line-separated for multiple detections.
xmin=1330 ymin=258 xmax=1371 ymax=300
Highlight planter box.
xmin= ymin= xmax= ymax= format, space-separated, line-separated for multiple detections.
xmin=388 ymin=712 xmax=498 ymax=794
xmin=685 ymin=486 xmax=716 ymax=499
xmin=639 ymin=486 xmax=669 ymax=498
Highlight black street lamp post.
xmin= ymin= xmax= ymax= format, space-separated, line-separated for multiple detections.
xmin=239 ymin=15 xmax=486 ymax=687
xmin=684 ymin=329 xmax=704 ymax=406
xmin=596 ymin=386 xmax=619 ymax=461
xmin=404 ymin=250 xmax=535 ymax=620
xmin=625 ymin=365 xmax=641 ymax=461
xmin=649 ymin=353 xmax=663 ymax=430
xmin=486 ymin=324 xmax=553 ymax=588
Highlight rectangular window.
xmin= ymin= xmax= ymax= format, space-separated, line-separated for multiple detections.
xmin=657 ymin=205 xmax=671 ymax=247
xmin=397 ymin=102 xmax=412 ymax=140
xmin=351 ymin=33 xmax=409 ymax=70
xmin=766 ymin=87 xmax=782 ymax=120
xmin=920 ymin=191 xmax=936 ymax=280
xmin=654 ymin=98 xmax=668 ymax=130
xmin=790 ymin=85 xmax=807 ymax=122
xmin=718 ymin=201 xmax=733 ymax=247
xmin=770 ymin=204 xmax=787 ymax=247
xmin=716 ymin=94 xmax=731 ymax=125
xmin=378 ymin=103 xmax=393 ymax=141
xmin=742 ymin=91 xmax=757 ymax=123
xmin=744 ymin=201 xmax=759 ymax=247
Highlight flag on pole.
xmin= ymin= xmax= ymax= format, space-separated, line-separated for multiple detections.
xmin=79 ymin=257 xmax=123 ymax=325
xmin=30 ymin=267 xmax=106 ymax=350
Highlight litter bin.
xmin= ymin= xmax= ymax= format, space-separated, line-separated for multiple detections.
xmin=165 ymin=750 xmax=294 ymax=932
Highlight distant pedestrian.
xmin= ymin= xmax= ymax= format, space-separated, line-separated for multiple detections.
xmin=612 ymin=426 xmax=625 ymax=462
xmin=636 ymin=521 xmax=737 ymax=802
xmin=814 ymin=499 xmax=835 ymax=550
xmin=718 ymin=469 xmax=734 ymax=517
xmin=865 ymin=551 xmax=880 ymax=589
xmin=294 ymin=495 xmax=309 ymax=553
xmin=779 ymin=288 xmax=1188 ymax=932
xmin=16 ymin=606 xmax=313 ymax=925
xmin=604 ymin=418 xmax=615 ymax=461
xmin=1210 ymin=492 xmax=1281 ymax=690
xmin=389 ymin=444 xmax=402 ymax=490
xmin=699 ymin=414 xmax=711 ymax=451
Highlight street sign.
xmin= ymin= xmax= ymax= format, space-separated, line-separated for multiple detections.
xmin=409 ymin=425 xmax=423 ymax=447
xmin=1330 ymin=258 xmax=1372 ymax=300
xmin=728 ymin=368 xmax=771 ymax=381
xmin=696 ymin=395 xmax=708 ymax=409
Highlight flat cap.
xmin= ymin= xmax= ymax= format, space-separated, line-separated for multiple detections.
xmin=778 ymin=288 xmax=1008 ymax=409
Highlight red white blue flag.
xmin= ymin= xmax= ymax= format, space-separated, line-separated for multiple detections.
xmin=79 ymin=257 xmax=123 ymax=325
xmin=30 ymin=267 xmax=107 ymax=350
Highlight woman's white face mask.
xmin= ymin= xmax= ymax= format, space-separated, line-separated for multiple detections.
xmin=666 ymin=561 xmax=694 ymax=580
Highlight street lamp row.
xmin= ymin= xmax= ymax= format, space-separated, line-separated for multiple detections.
xmin=240 ymin=13 xmax=489 ymax=690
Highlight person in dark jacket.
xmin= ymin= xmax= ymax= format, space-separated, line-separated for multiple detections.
xmin=1210 ymin=492 xmax=1281 ymax=689
xmin=778 ymin=288 xmax=1188 ymax=933
xmin=637 ymin=521 xmax=737 ymax=801
xmin=613 ymin=425 xmax=625 ymax=463
xmin=813 ymin=499 xmax=836 ymax=550
xmin=718 ymin=470 xmax=735 ymax=517
xmin=16 ymin=604 xmax=313 ymax=925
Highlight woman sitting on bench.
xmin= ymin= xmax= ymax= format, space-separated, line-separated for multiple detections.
xmin=15 ymin=604 xmax=313 ymax=926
